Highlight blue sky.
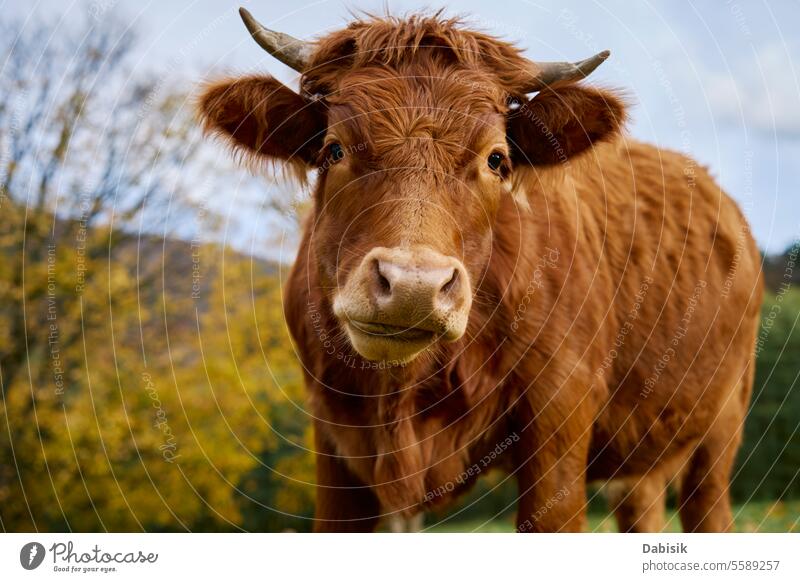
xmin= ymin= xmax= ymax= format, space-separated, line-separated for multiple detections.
xmin=7 ymin=0 xmax=800 ymax=254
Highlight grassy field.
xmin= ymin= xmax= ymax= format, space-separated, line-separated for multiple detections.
xmin=426 ymin=499 xmax=800 ymax=532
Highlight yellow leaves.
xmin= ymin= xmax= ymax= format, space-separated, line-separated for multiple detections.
xmin=273 ymin=426 xmax=316 ymax=516
xmin=1 ymin=220 xmax=313 ymax=531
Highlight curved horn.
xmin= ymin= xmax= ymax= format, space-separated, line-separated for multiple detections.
xmin=239 ymin=7 xmax=311 ymax=72
xmin=522 ymin=50 xmax=610 ymax=92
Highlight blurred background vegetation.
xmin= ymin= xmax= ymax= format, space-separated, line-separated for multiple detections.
xmin=1 ymin=15 xmax=797 ymax=533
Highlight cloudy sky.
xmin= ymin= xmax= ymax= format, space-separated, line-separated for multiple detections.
xmin=7 ymin=0 xmax=800 ymax=254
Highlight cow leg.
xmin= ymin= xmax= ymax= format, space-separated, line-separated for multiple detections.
xmin=677 ymin=381 xmax=748 ymax=532
xmin=513 ymin=393 xmax=595 ymax=532
xmin=313 ymin=426 xmax=381 ymax=532
xmin=606 ymin=474 xmax=667 ymax=532
xmin=677 ymin=433 xmax=740 ymax=532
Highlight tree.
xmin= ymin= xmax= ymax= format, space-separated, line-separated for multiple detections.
xmin=0 ymin=12 xmax=315 ymax=531
xmin=732 ymin=286 xmax=800 ymax=502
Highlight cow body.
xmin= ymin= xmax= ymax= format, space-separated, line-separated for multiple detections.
xmin=200 ymin=12 xmax=763 ymax=532
xmin=286 ymin=138 xmax=761 ymax=532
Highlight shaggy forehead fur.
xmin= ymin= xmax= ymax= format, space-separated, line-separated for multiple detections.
xmin=325 ymin=67 xmax=507 ymax=170
xmin=302 ymin=13 xmax=535 ymax=95
xmin=301 ymin=14 xmax=526 ymax=171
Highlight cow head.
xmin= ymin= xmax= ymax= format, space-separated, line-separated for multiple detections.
xmin=198 ymin=9 xmax=626 ymax=364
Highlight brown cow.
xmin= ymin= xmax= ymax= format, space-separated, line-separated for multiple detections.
xmin=198 ymin=9 xmax=763 ymax=532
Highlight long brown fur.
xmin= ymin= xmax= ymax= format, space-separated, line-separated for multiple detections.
xmin=198 ymin=13 xmax=763 ymax=532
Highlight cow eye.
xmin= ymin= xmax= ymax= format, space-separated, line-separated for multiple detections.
xmin=329 ymin=143 xmax=345 ymax=163
xmin=487 ymin=151 xmax=505 ymax=172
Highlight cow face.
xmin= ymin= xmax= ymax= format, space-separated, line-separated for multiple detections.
xmin=198 ymin=14 xmax=625 ymax=364
xmin=308 ymin=67 xmax=515 ymax=363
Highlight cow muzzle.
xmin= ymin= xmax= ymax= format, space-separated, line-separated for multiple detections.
xmin=333 ymin=246 xmax=472 ymax=363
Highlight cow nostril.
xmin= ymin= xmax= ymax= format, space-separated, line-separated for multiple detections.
xmin=440 ymin=268 xmax=459 ymax=296
xmin=378 ymin=272 xmax=391 ymax=294
xmin=373 ymin=260 xmax=392 ymax=296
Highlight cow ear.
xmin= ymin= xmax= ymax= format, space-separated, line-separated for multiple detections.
xmin=197 ymin=75 xmax=326 ymax=166
xmin=507 ymin=86 xmax=626 ymax=166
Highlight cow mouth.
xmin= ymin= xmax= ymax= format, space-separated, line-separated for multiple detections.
xmin=347 ymin=320 xmax=437 ymax=343
xmin=343 ymin=319 xmax=440 ymax=363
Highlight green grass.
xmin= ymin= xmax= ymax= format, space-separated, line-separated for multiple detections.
xmin=425 ymin=499 xmax=800 ymax=532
